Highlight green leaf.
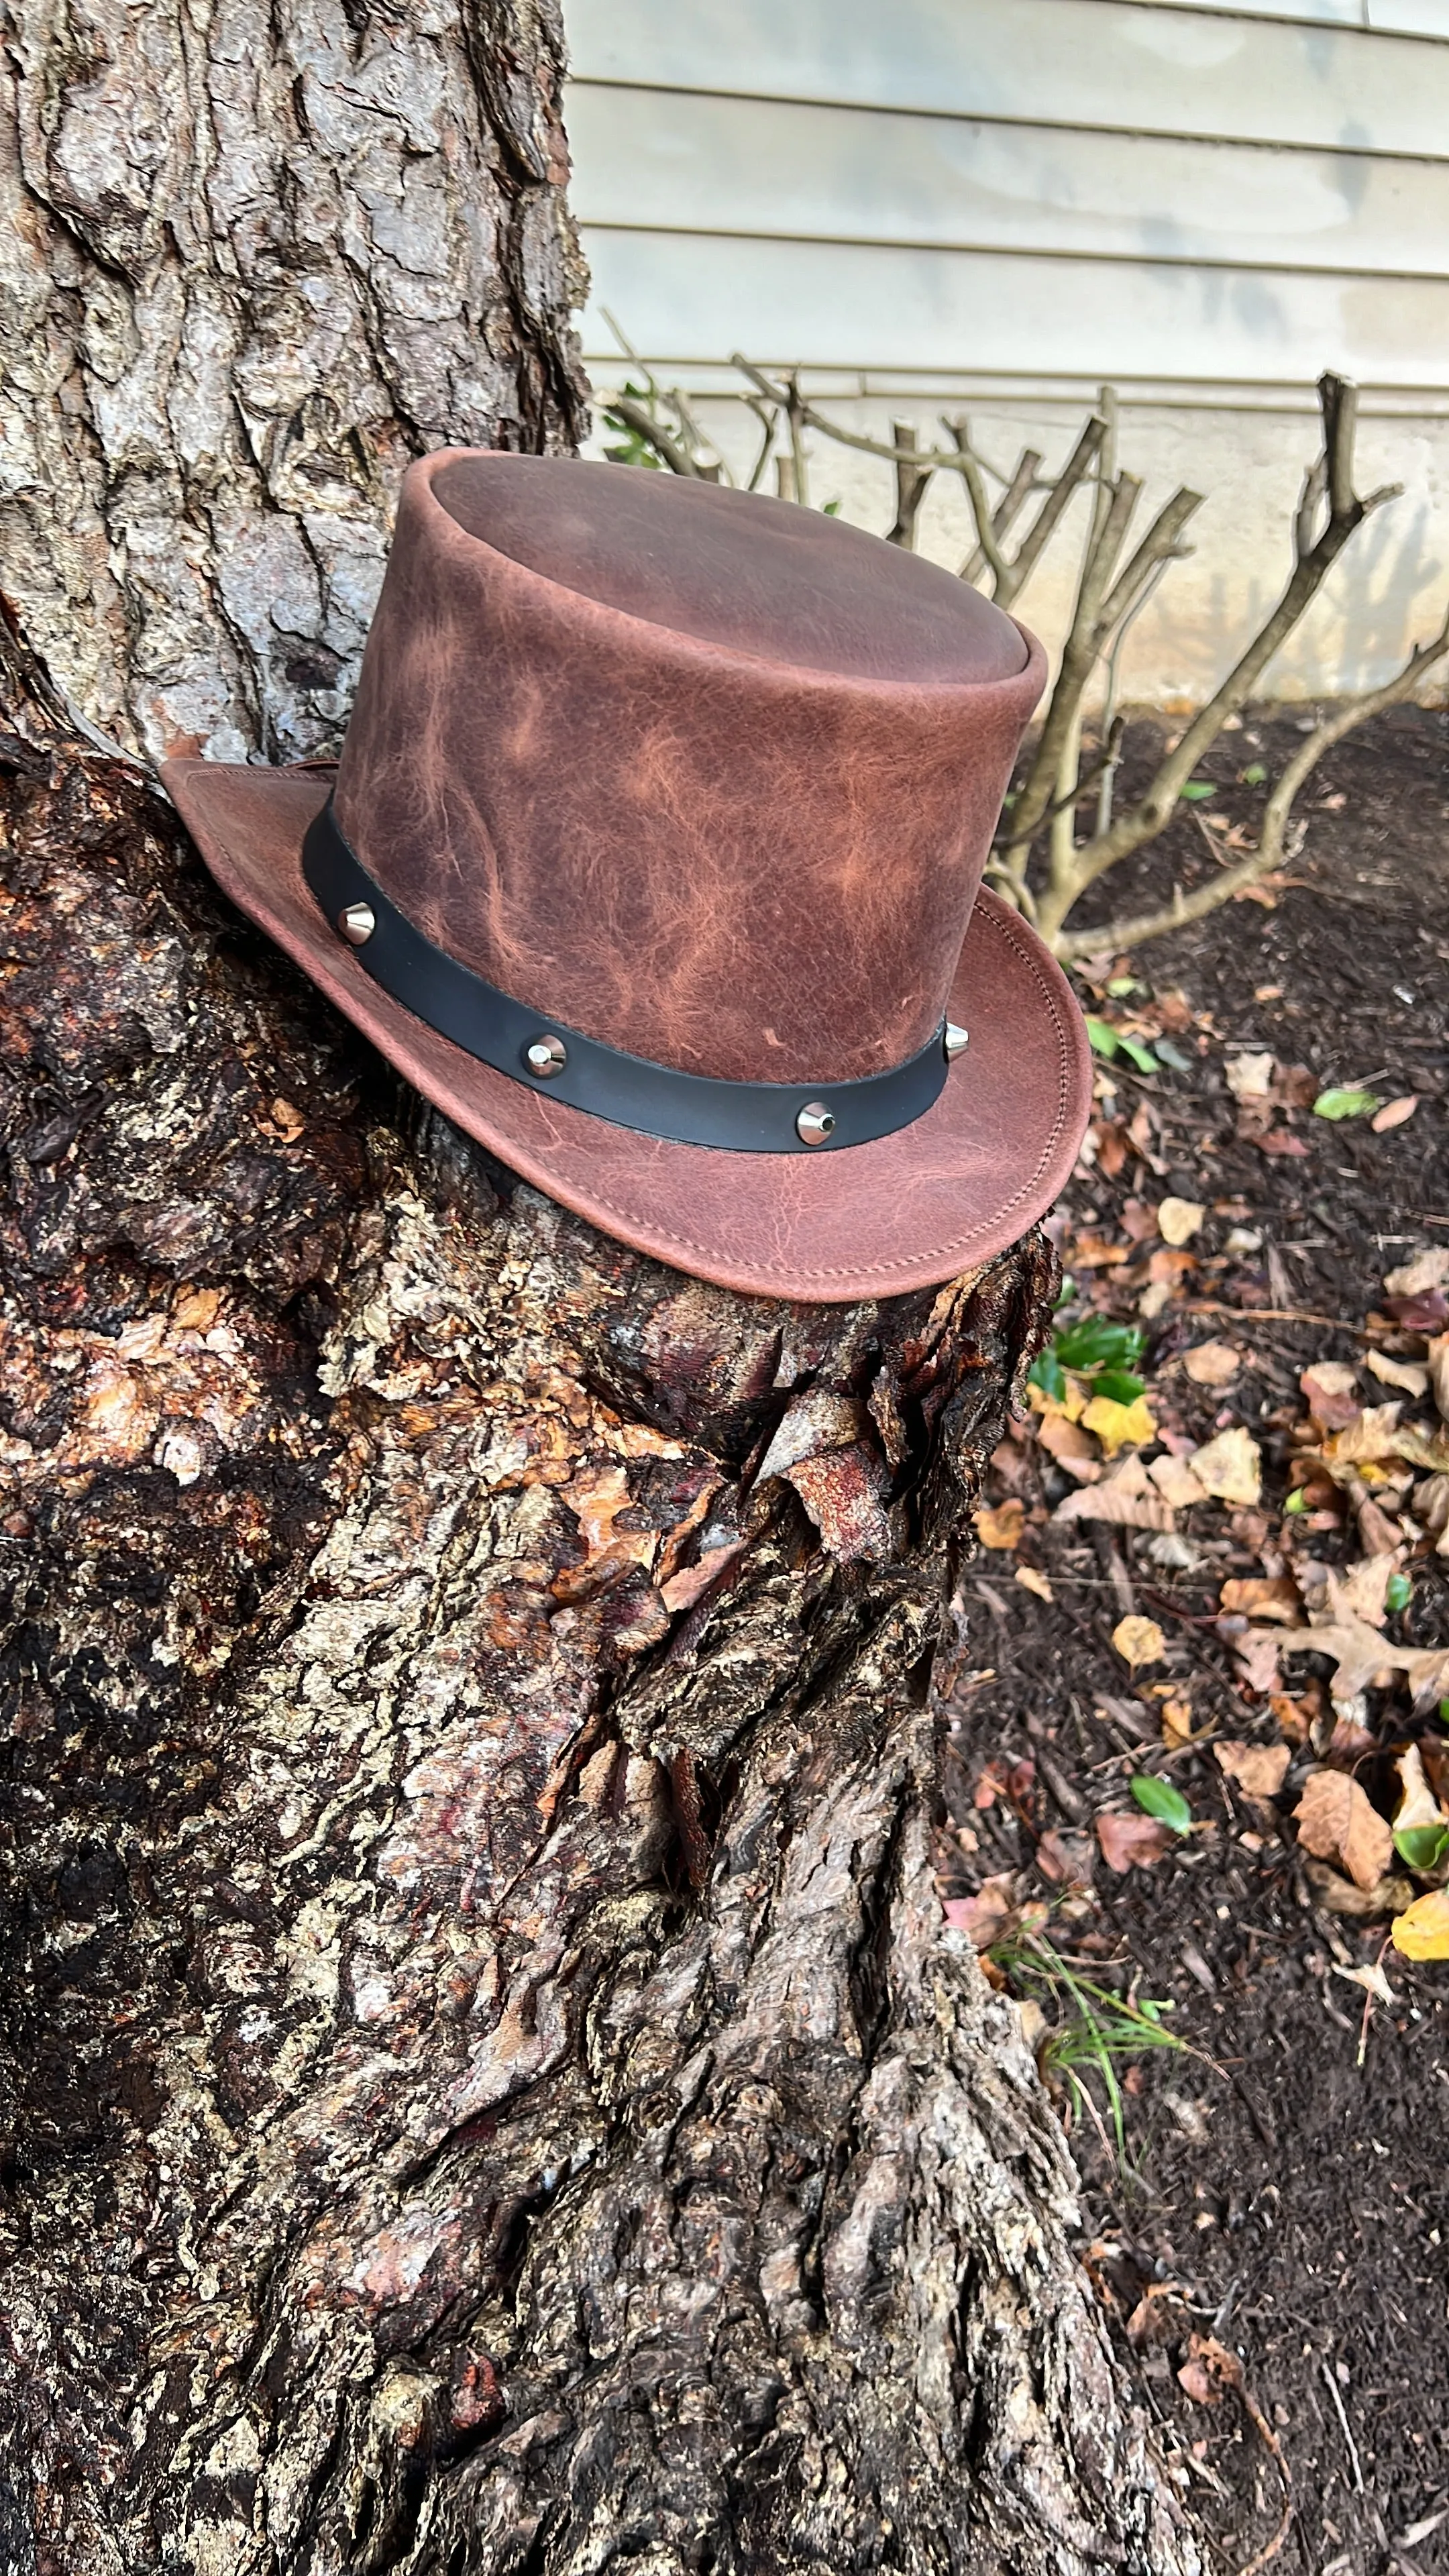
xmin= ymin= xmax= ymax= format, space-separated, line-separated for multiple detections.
xmin=1313 ymin=1087 xmax=1383 ymax=1121
xmin=1386 ymin=1572 xmax=1413 ymax=1614
xmin=1394 ymin=1821 xmax=1449 ymax=1874
xmin=1030 ymin=1349 xmax=1068 ymax=1403
xmin=1241 ymin=762 xmax=1267 ymax=786
xmin=1284 ymin=1487 xmax=1309 ymax=1515
xmin=1118 ymin=1034 xmax=1161 ymax=1074
xmin=1093 ymin=1368 xmax=1146 ymax=1405
xmin=822 ymin=498 xmax=842 ymax=516
xmin=1085 ymin=1016 xmax=1121 ymax=1060
xmin=1154 ymin=1036 xmax=1193 ymax=1073
xmin=1179 ymin=780 xmax=1216 ymax=802
xmin=1054 ymin=1316 xmax=1146 ymax=1374
xmin=1130 ymin=1775 xmax=1193 ymax=1835
xmin=1106 ymin=977 xmax=1142 ymax=998
xmin=1440 ymin=1697 xmax=1449 ymax=1728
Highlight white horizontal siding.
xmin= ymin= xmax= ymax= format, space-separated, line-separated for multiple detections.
xmin=580 ymin=227 xmax=1449 ymax=385
xmin=569 ymin=86 xmax=1449 ymax=280
xmin=566 ymin=0 xmax=1449 ymax=157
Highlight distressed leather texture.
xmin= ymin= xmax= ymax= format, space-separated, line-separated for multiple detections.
xmin=331 ymin=454 xmax=1046 ymax=1085
xmin=163 ymin=451 xmax=1093 ymax=1302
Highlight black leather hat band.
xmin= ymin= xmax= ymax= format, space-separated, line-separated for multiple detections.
xmin=301 ymin=799 xmax=954 ymax=1155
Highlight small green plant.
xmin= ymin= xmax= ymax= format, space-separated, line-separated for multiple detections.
xmin=1029 ymin=1313 xmax=1147 ymax=1409
xmin=1084 ymin=1016 xmax=1160 ymax=1074
xmin=1130 ymin=1774 xmax=1193 ymax=1835
xmin=601 ymin=380 xmax=667 ymax=470
xmin=990 ymin=1931 xmax=1185 ymax=2163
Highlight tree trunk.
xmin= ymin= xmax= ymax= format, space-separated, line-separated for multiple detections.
xmin=0 ymin=0 xmax=587 ymax=763
xmin=0 ymin=14 xmax=1199 ymax=2569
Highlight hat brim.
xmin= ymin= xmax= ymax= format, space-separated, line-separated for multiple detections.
xmin=164 ymin=761 xmax=1091 ymax=1305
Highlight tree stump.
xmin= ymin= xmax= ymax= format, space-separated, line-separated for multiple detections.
xmin=0 ymin=640 xmax=1200 ymax=2573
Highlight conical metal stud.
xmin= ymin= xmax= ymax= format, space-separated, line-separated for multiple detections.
xmin=337 ymin=901 xmax=376 ymax=947
xmin=944 ymin=1022 xmax=969 ymax=1059
xmin=796 ymin=1101 xmax=836 ymax=1146
xmin=525 ymin=1034 xmax=568 ymax=1079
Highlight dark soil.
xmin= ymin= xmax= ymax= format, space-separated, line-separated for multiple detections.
xmin=945 ymin=706 xmax=1449 ymax=2576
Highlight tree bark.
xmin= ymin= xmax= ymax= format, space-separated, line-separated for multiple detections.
xmin=0 ymin=643 xmax=1199 ymax=2574
xmin=0 ymin=0 xmax=587 ymax=763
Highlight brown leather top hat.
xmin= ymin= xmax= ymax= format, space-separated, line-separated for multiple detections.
xmin=164 ymin=453 xmax=1091 ymax=1301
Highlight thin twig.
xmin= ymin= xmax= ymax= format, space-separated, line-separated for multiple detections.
xmin=1320 ymin=2359 xmax=1364 ymax=2493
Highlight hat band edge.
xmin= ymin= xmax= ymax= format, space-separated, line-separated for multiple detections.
xmin=301 ymin=800 xmax=952 ymax=1155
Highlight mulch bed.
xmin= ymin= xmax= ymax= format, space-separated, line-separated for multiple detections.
xmin=943 ymin=704 xmax=1449 ymax=2576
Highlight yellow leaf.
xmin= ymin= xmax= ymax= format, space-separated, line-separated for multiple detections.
xmin=974 ymin=1499 xmax=1025 ymax=1551
xmin=1027 ymin=1376 xmax=1086 ymax=1424
xmin=1015 ymin=1564 xmax=1053 ymax=1602
xmin=1112 ymin=1613 xmax=1166 ymax=1669
xmin=1391 ymin=1889 xmax=1449 ymax=1961
xmin=1082 ymin=1393 xmax=1157 ymax=1457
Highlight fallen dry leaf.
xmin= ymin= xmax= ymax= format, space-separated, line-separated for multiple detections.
xmin=1161 ymin=1695 xmax=1195 ymax=1750
xmin=1229 ymin=1626 xmax=1283 ymax=1696
xmin=1304 ymin=1858 xmax=1413 ymax=1919
xmin=1157 ymin=1195 xmax=1205 ymax=1248
xmin=1035 ymin=1827 xmax=1093 ymax=1886
xmin=1334 ymin=1553 xmax=1397 ymax=1629
xmin=1326 ymin=1401 xmax=1406 ymax=1466
xmin=1054 ymin=1484 xmax=1174 ymax=1533
xmin=1038 ymin=1412 xmax=1101 ymax=1480
xmin=1219 ymin=1575 xmax=1300 ymax=1624
xmin=1225 ymin=1050 xmax=1275 ymax=1102
xmin=1366 ymin=1349 xmax=1430 ymax=1399
xmin=1392 ymin=1741 xmax=1446 ymax=1836
xmin=1391 ymin=1888 xmax=1449 ymax=1960
xmin=1027 ymin=1376 xmax=1087 ymax=1425
xmin=1183 ymin=1338 xmax=1240 ymax=1387
xmin=1279 ymin=1617 xmax=1449 ymax=1708
xmin=1081 ymin=1393 xmax=1156 ymax=1456
xmin=1371 ymin=1094 xmax=1417 ymax=1132
xmin=941 ymin=1874 xmax=1020 ymax=1947
xmin=1189 ymin=1424 xmax=1263 ymax=1506
xmin=1096 ymin=1809 xmax=1173 ymax=1872
xmin=1112 ymin=1613 xmax=1166 ymax=1669
xmin=1384 ymin=1248 xmax=1449 ymax=1299
xmin=1149 ymin=1452 xmax=1208 ymax=1509
xmin=1177 ymin=2333 xmax=1244 ymax=2408
xmin=1216 ymin=1739 xmax=1291 ymax=1800
xmin=1293 ymin=1767 xmax=1394 ymax=1892
xmin=1015 ymin=1564 xmax=1054 ymax=1602
xmin=1333 ymin=1958 xmax=1397 ymax=2008
xmin=1301 ymin=1359 xmax=1360 ymax=1428
xmin=974 ymin=1499 xmax=1025 ymax=1551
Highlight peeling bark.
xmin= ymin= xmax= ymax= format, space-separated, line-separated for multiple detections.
xmin=0 ymin=647 xmax=1200 ymax=2573
xmin=0 ymin=0 xmax=587 ymax=762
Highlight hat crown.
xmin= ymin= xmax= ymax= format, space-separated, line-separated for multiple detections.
xmin=332 ymin=454 xmax=1044 ymax=1087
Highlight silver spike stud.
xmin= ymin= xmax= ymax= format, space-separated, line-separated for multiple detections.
xmin=525 ymin=1034 xmax=568 ymax=1079
xmin=943 ymin=1021 xmax=970 ymax=1060
xmin=796 ymin=1101 xmax=836 ymax=1146
xmin=337 ymin=901 xmax=376 ymax=947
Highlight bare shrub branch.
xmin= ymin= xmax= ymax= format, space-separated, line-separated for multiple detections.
xmin=594 ymin=348 xmax=1443 ymax=963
